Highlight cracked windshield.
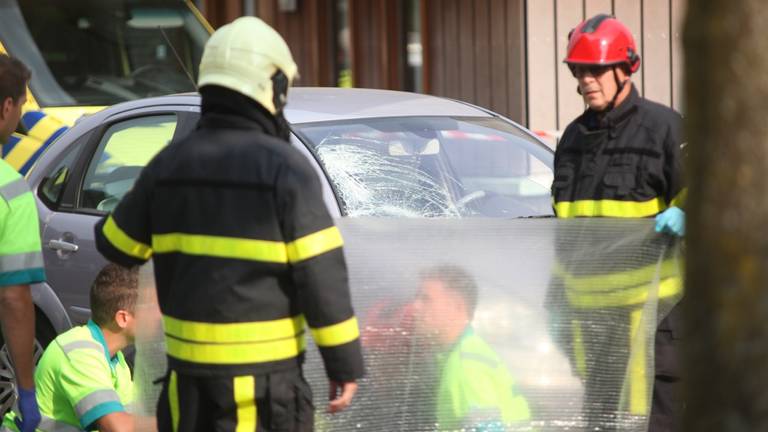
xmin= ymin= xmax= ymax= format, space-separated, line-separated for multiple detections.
xmin=0 ymin=0 xmax=207 ymax=106
xmin=297 ymin=116 xmax=554 ymax=217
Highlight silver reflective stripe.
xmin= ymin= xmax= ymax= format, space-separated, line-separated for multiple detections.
xmin=37 ymin=415 xmax=82 ymax=432
xmin=74 ymin=389 xmax=121 ymax=418
xmin=0 ymin=251 xmax=43 ymax=273
xmin=58 ymin=340 xmax=102 ymax=356
xmin=0 ymin=177 xmax=29 ymax=202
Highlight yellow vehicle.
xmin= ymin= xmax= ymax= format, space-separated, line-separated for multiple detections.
xmin=0 ymin=0 xmax=212 ymax=174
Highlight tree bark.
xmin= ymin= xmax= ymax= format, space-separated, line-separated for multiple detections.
xmin=684 ymin=1 xmax=768 ymax=430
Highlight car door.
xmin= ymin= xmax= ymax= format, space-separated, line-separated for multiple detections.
xmin=39 ymin=107 xmax=197 ymax=324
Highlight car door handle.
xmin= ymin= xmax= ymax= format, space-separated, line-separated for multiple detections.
xmin=48 ymin=239 xmax=79 ymax=252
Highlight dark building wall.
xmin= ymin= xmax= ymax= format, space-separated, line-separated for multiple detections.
xmin=196 ymin=0 xmax=529 ymax=124
xmin=423 ymin=0 xmax=527 ymax=124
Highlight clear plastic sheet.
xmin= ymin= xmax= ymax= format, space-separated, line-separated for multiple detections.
xmin=134 ymin=218 xmax=682 ymax=431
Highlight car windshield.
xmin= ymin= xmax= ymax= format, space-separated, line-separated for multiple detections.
xmin=295 ymin=116 xmax=555 ymax=218
xmin=0 ymin=0 xmax=208 ymax=106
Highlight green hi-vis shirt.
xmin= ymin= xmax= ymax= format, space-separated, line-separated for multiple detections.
xmin=2 ymin=321 xmax=133 ymax=431
xmin=0 ymin=159 xmax=45 ymax=287
xmin=436 ymin=327 xmax=531 ymax=432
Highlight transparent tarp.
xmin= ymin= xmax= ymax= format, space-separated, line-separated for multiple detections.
xmin=134 ymin=218 xmax=682 ymax=431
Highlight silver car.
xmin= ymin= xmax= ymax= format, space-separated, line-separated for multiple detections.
xmin=0 ymin=88 xmax=554 ymax=414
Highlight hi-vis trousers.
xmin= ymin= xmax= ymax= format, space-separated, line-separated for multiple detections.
xmin=156 ymin=367 xmax=314 ymax=432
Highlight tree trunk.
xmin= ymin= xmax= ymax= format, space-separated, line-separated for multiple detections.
xmin=684 ymin=1 xmax=768 ymax=430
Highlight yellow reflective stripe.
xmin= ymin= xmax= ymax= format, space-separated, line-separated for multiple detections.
xmin=555 ymin=259 xmax=680 ymax=292
xmin=103 ymin=216 xmax=152 ymax=260
xmin=4 ymin=134 xmax=43 ymax=171
xmin=163 ymin=315 xmax=305 ymax=344
xmin=166 ymin=334 xmax=306 ymax=365
xmin=169 ymin=371 xmax=179 ymax=432
xmin=234 ymin=376 xmax=257 ymax=432
xmin=571 ymin=320 xmax=586 ymax=379
xmin=566 ymin=276 xmax=682 ymax=308
xmin=152 ymin=233 xmax=288 ymax=263
xmin=670 ymin=188 xmax=687 ymax=208
xmin=5 ymin=114 xmax=63 ymax=169
xmin=628 ymin=309 xmax=648 ymax=415
xmin=554 ymin=197 xmax=666 ymax=218
xmin=310 ymin=317 xmax=360 ymax=347
xmin=286 ymin=226 xmax=344 ymax=263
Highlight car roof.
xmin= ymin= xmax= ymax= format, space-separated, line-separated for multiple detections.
xmin=87 ymin=87 xmax=492 ymax=126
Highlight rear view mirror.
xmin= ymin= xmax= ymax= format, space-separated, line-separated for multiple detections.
xmin=388 ymin=138 xmax=440 ymax=156
xmin=128 ymin=9 xmax=184 ymax=29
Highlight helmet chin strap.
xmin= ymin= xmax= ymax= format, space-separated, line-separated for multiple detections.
xmin=605 ymin=65 xmax=629 ymax=112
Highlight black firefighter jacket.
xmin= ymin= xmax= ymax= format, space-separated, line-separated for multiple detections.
xmin=95 ymin=89 xmax=365 ymax=381
xmin=550 ymin=85 xmax=685 ymax=334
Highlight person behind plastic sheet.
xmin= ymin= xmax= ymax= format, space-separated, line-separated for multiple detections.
xmin=551 ymin=14 xmax=686 ymax=431
xmin=410 ymin=265 xmax=531 ymax=431
xmin=94 ymin=17 xmax=364 ymax=432
xmin=0 ymin=54 xmax=43 ymax=432
xmin=2 ymin=264 xmax=137 ymax=432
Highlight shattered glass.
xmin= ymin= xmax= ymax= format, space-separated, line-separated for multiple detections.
xmin=295 ymin=117 xmax=554 ymax=218
xmin=134 ymin=218 xmax=683 ymax=431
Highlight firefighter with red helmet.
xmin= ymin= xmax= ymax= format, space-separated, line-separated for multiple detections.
xmin=550 ymin=14 xmax=685 ymax=431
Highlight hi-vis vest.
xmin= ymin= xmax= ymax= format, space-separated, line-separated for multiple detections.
xmin=436 ymin=327 xmax=531 ymax=431
xmin=0 ymin=160 xmax=45 ymax=287
xmin=94 ymin=106 xmax=364 ymax=380
xmin=551 ymin=86 xmax=685 ymax=308
xmin=2 ymin=321 xmax=132 ymax=432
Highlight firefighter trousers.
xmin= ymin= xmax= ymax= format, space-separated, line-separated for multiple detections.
xmin=156 ymin=367 xmax=314 ymax=432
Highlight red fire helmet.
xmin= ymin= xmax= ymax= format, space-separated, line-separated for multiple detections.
xmin=564 ymin=14 xmax=641 ymax=74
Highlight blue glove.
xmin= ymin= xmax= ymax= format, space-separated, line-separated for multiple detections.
xmin=14 ymin=387 xmax=41 ymax=432
xmin=655 ymin=206 xmax=685 ymax=237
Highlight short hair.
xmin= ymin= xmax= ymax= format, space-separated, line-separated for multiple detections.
xmin=0 ymin=54 xmax=30 ymax=103
xmin=420 ymin=264 xmax=479 ymax=318
xmin=90 ymin=263 xmax=139 ymax=326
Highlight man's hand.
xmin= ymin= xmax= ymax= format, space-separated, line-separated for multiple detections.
xmin=655 ymin=206 xmax=685 ymax=237
xmin=14 ymin=387 xmax=40 ymax=432
xmin=327 ymin=380 xmax=358 ymax=413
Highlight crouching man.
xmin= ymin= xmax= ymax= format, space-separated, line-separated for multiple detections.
xmin=2 ymin=264 xmax=137 ymax=432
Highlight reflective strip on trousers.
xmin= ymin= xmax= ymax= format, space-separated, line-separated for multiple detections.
xmin=565 ymin=276 xmax=682 ymax=308
xmin=0 ymin=251 xmax=43 ymax=273
xmin=169 ymin=371 xmax=180 ymax=432
xmin=234 ymin=375 xmax=257 ymax=432
xmin=0 ymin=177 xmax=29 ymax=202
xmin=74 ymin=389 xmax=121 ymax=418
xmin=628 ymin=309 xmax=648 ymax=415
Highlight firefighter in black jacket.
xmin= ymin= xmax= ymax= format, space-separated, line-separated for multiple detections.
xmin=94 ymin=17 xmax=364 ymax=431
xmin=551 ymin=14 xmax=685 ymax=431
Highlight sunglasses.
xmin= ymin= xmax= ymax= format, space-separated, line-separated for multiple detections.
xmin=569 ymin=64 xmax=613 ymax=78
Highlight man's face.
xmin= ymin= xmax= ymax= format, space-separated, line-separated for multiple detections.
xmin=572 ymin=64 xmax=626 ymax=111
xmin=410 ymin=278 xmax=466 ymax=345
xmin=0 ymin=93 xmax=26 ymax=145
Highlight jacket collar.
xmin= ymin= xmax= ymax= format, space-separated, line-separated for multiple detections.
xmin=581 ymin=84 xmax=640 ymax=132
xmin=197 ymin=87 xmax=280 ymax=137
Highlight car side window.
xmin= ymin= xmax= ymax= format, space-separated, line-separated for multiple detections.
xmin=80 ymin=115 xmax=177 ymax=212
xmin=39 ymin=140 xmax=84 ymax=210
